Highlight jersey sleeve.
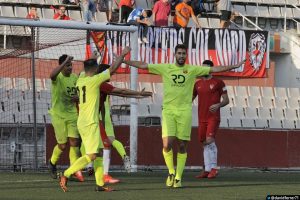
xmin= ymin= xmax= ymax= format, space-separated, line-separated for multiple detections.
xmin=148 ymin=64 xmax=167 ymax=75
xmin=100 ymin=82 xmax=115 ymax=93
xmin=175 ymin=3 xmax=182 ymax=12
xmin=153 ymin=2 xmax=158 ymax=13
xmin=191 ymin=66 xmax=211 ymax=77
xmin=52 ymin=72 xmax=63 ymax=85
xmin=94 ymin=69 xmax=111 ymax=85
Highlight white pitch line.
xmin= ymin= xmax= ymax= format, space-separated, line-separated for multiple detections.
xmin=0 ymin=179 xmax=52 ymax=184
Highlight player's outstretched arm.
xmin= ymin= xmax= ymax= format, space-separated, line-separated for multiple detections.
xmin=110 ymin=46 xmax=131 ymax=75
xmin=123 ymin=60 xmax=149 ymax=69
xmin=209 ymin=59 xmax=246 ymax=73
xmin=109 ymin=87 xmax=152 ymax=98
xmin=50 ymin=55 xmax=73 ymax=81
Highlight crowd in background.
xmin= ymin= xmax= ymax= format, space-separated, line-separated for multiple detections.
xmin=25 ymin=0 xmax=233 ymax=42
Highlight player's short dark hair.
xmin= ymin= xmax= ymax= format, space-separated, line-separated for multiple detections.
xmin=84 ymin=59 xmax=98 ymax=72
xmin=145 ymin=10 xmax=152 ymax=17
xmin=58 ymin=54 xmax=68 ymax=65
xmin=202 ymin=60 xmax=214 ymax=67
xmin=175 ymin=44 xmax=187 ymax=53
xmin=98 ymin=64 xmax=110 ymax=73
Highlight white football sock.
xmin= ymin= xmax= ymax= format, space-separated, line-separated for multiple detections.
xmin=203 ymin=145 xmax=210 ymax=172
xmin=207 ymin=142 xmax=218 ymax=169
xmin=103 ymin=149 xmax=111 ymax=175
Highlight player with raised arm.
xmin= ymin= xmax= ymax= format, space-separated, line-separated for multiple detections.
xmin=59 ymin=47 xmax=131 ymax=192
xmin=48 ymin=54 xmax=83 ymax=181
xmin=97 ymin=64 xmax=152 ymax=183
xmin=193 ymin=60 xmax=229 ymax=179
xmin=123 ymin=44 xmax=245 ymax=188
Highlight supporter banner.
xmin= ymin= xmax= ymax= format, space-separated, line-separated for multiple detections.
xmin=103 ymin=27 xmax=269 ymax=77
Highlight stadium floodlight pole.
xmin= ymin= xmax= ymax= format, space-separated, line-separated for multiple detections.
xmin=129 ymin=28 xmax=139 ymax=172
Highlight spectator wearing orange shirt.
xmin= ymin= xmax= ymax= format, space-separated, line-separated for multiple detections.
xmin=119 ymin=0 xmax=134 ymax=23
xmin=152 ymin=0 xmax=171 ymax=27
xmin=173 ymin=0 xmax=200 ymax=28
xmin=26 ymin=6 xmax=39 ymax=19
xmin=53 ymin=6 xmax=71 ymax=20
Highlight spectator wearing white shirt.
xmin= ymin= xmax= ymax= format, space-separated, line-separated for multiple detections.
xmin=127 ymin=8 xmax=152 ymax=44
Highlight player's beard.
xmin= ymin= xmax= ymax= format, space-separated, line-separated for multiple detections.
xmin=176 ymin=58 xmax=185 ymax=66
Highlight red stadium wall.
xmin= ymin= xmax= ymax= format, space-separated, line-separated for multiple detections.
xmin=46 ymin=125 xmax=300 ymax=168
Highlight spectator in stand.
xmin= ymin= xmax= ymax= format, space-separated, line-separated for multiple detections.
xmin=191 ymin=0 xmax=206 ymax=17
xmin=216 ymin=0 xmax=232 ymax=28
xmin=173 ymin=0 xmax=201 ymax=29
xmin=81 ymin=0 xmax=97 ymax=21
xmin=152 ymin=0 xmax=171 ymax=27
xmin=96 ymin=0 xmax=113 ymax=22
xmin=53 ymin=6 xmax=71 ymax=20
xmin=127 ymin=8 xmax=152 ymax=44
xmin=119 ymin=0 xmax=134 ymax=23
xmin=26 ymin=6 xmax=39 ymax=19
xmin=170 ymin=0 xmax=180 ymax=11
xmin=62 ymin=0 xmax=80 ymax=5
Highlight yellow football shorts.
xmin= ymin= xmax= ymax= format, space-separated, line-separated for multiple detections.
xmin=51 ymin=114 xmax=79 ymax=144
xmin=78 ymin=123 xmax=103 ymax=154
xmin=162 ymin=108 xmax=192 ymax=141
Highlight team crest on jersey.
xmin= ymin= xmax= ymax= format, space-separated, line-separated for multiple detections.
xmin=248 ymin=33 xmax=266 ymax=71
xmin=183 ymin=69 xmax=188 ymax=74
xmin=210 ymin=84 xmax=214 ymax=90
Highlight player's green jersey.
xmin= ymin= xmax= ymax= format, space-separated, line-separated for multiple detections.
xmin=76 ymin=70 xmax=110 ymax=127
xmin=49 ymin=72 xmax=78 ymax=119
xmin=148 ymin=64 xmax=210 ymax=110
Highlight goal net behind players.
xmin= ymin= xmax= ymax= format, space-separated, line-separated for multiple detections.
xmin=0 ymin=19 xmax=138 ymax=171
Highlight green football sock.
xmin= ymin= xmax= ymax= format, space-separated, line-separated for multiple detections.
xmin=64 ymin=155 xmax=91 ymax=178
xmin=175 ymin=152 xmax=187 ymax=180
xmin=94 ymin=157 xmax=104 ymax=186
xmin=50 ymin=145 xmax=63 ymax=165
xmin=112 ymin=140 xmax=126 ymax=158
xmin=69 ymin=146 xmax=80 ymax=165
xmin=163 ymin=149 xmax=175 ymax=175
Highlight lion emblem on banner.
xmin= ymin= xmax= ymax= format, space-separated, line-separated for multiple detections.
xmin=248 ymin=33 xmax=267 ymax=70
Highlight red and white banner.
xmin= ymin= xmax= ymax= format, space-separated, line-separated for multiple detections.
xmin=101 ymin=27 xmax=269 ymax=77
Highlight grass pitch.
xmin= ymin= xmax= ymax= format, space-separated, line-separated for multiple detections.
xmin=0 ymin=169 xmax=299 ymax=200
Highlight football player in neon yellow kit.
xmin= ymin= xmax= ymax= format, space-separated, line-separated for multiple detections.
xmin=82 ymin=63 xmax=152 ymax=183
xmin=97 ymin=64 xmax=152 ymax=183
xmin=124 ymin=44 xmax=245 ymax=188
xmin=59 ymin=46 xmax=131 ymax=192
xmin=48 ymin=54 xmax=83 ymax=181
